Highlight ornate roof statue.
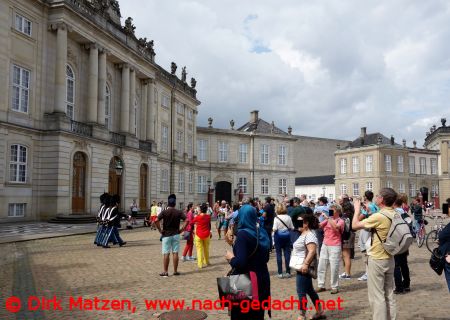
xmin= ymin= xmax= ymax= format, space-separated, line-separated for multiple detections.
xmin=171 ymin=62 xmax=177 ymax=75
xmin=109 ymin=0 xmax=121 ymax=17
xmin=181 ymin=66 xmax=187 ymax=83
xmin=190 ymin=77 xmax=197 ymax=89
xmin=124 ymin=17 xmax=136 ymax=35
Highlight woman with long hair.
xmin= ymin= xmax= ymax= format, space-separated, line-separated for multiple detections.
xmin=182 ymin=203 xmax=196 ymax=262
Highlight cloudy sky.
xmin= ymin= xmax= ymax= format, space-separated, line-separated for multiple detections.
xmin=120 ymin=0 xmax=450 ymax=145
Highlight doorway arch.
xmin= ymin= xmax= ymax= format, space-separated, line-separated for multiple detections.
xmin=215 ymin=181 xmax=232 ymax=204
xmin=72 ymin=152 xmax=86 ymax=213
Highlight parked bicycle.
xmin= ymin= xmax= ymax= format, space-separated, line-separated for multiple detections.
xmin=426 ymin=215 xmax=446 ymax=252
xmin=415 ymin=219 xmax=427 ymax=248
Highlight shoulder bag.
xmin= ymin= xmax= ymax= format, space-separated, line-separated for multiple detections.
xmin=289 ymin=233 xmax=318 ymax=279
xmin=275 ymin=216 xmax=291 ymax=239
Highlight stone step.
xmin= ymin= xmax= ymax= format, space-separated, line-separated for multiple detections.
xmin=48 ymin=214 xmax=97 ymax=224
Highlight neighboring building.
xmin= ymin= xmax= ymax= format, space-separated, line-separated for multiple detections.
xmin=423 ymin=118 xmax=450 ymax=208
xmin=295 ymin=175 xmax=335 ymax=202
xmin=196 ymin=111 xmax=297 ymax=204
xmin=335 ymin=127 xmax=439 ymax=203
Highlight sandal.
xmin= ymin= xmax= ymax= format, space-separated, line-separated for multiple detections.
xmin=173 ymin=272 xmax=181 ymax=276
xmin=159 ymin=272 xmax=169 ymax=277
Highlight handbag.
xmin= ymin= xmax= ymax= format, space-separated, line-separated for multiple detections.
xmin=289 ymin=233 xmax=318 ymax=279
xmin=429 ymin=248 xmax=445 ymax=276
xmin=217 ymin=228 xmax=260 ymax=301
xmin=183 ymin=231 xmax=191 ymax=241
xmin=275 ymin=216 xmax=291 ymax=239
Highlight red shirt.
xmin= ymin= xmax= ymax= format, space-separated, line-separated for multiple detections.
xmin=193 ymin=214 xmax=211 ymax=239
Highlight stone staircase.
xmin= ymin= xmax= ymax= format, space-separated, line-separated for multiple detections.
xmin=48 ymin=214 xmax=97 ymax=224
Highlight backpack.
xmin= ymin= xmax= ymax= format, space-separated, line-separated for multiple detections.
xmin=342 ymin=217 xmax=351 ymax=241
xmin=374 ymin=211 xmax=413 ymax=255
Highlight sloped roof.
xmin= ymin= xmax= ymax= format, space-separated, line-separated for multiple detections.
xmin=349 ymin=133 xmax=401 ymax=148
xmin=295 ymin=175 xmax=335 ymax=186
xmin=237 ymin=119 xmax=288 ymax=135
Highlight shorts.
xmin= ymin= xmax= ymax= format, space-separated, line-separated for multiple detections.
xmin=161 ymin=234 xmax=180 ymax=254
xmin=151 ymin=216 xmax=157 ymax=222
xmin=342 ymin=232 xmax=356 ymax=249
xmin=216 ymin=216 xmax=228 ymax=230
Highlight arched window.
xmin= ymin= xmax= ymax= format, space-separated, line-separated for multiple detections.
xmin=66 ymin=65 xmax=75 ymax=120
xmin=105 ymin=84 xmax=111 ymax=130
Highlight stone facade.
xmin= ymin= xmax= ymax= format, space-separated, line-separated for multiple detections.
xmin=335 ymin=128 xmax=440 ymax=203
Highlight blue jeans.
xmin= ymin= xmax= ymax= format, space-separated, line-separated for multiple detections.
xmin=274 ymin=231 xmax=291 ymax=274
xmin=445 ymin=262 xmax=450 ymax=292
xmin=112 ymin=226 xmax=124 ymax=244
xmin=296 ymin=272 xmax=320 ymax=315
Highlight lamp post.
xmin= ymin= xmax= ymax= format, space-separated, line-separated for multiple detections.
xmin=322 ymin=186 xmax=326 ymax=197
xmin=115 ymin=158 xmax=123 ymax=176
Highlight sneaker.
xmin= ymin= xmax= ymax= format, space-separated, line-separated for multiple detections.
xmin=283 ymin=273 xmax=292 ymax=278
xmin=277 ymin=274 xmax=284 ymax=279
xmin=188 ymin=256 xmax=196 ymax=261
xmin=159 ymin=272 xmax=169 ymax=278
xmin=339 ymin=273 xmax=351 ymax=280
xmin=316 ymin=287 xmax=327 ymax=293
xmin=330 ymin=288 xmax=339 ymax=294
xmin=358 ymin=274 xmax=368 ymax=281
xmin=182 ymin=256 xmax=187 ymax=262
xmin=173 ymin=272 xmax=181 ymax=276
xmin=404 ymin=287 xmax=411 ymax=292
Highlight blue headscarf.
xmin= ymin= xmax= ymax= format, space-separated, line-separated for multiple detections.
xmin=237 ymin=204 xmax=271 ymax=252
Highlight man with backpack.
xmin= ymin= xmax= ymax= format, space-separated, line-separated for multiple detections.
xmin=352 ymin=188 xmax=402 ymax=320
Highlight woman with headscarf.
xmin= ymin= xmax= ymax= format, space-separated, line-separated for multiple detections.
xmin=225 ymin=203 xmax=271 ymax=320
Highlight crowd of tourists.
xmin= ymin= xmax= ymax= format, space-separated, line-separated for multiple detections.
xmin=94 ymin=189 xmax=450 ymax=320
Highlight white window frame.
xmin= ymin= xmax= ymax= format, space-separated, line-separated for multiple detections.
xmin=352 ymin=156 xmax=359 ymax=173
xmin=397 ymin=156 xmax=404 ymax=173
xmin=340 ymin=184 xmax=347 ymax=195
xmin=11 ymin=64 xmax=30 ymax=113
xmin=261 ymin=178 xmax=269 ymax=195
xmin=365 ymin=155 xmax=373 ymax=172
xmin=260 ymin=144 xmax=269 ymax=165
xmin=161 ymin=93 xmax=170 ymax=108
xmin=105 ymin=84 xmax=111 ymax=130
xmin=340 ymin=158 xmax=347 ymax=174
xmin=9 ymin=144 xmax=27 ymax=183
xmin=187 ymin=109 xmax=193 ymax=120
xmin=8 ymin=203 xmax=26 ymax=217
xmin=431 ymin=184 xmax=439 ymax=197
xmin=187 ymin=135 xmax=193 ymax=159
xmin=161 ymin=169 xmax=168 ymax=192
xmin=133 ymin=98 xmax=138 ymax=136
xmin=365 ymin=181 xmax=373 ymax=192
xmin=197 ymin=175 xmax=207 ymax=194
xmin=239 ymin=144 xmax=248 ymax=163
xmin=385 ymin=154 xmax=392 ymax=172
xmin=239 ymin=177 xmax=248 ymax=194
xmin=352 ymin=183 xmax=359 ymax=196
xmin=278 ymin=178 xmax=287 ymax=195
xmin=386 ymin=180 xmax=393 ymax=188
xmin=176 ymin=102 xmax=184 ymax=115
xmin=66 ymin=64 xmax=75 ymax=120
xmin=419 ymin=157 xmax=426 ymax=174
xmin=431 ymin=158 xmax=437 ymax=175
xmin=409 ymin=183 xmax=416 ymax=197
xmin=176 ymin=131 xmax=183 ymax=154
xmin=218 ymin=141 xmax=228 ymax=162
xmin=409 ymin=157 xmax=415 ymax=174
xmin=15 ymin=14 xmax=32 ymax=36
xmin=197 ymin=139 xmax=207 ymax=161
xmin=278 ymin=145 xmax=287 ymax=165
xmin=178 ymin=172 xmax=184 ymax=193
xmin=188 ymin=172 xmax=194 ymax=193
xmin=399 ymin=182 xmax=405 ymax=194
xmin=161 ymin=125 xmax=168 ymax=152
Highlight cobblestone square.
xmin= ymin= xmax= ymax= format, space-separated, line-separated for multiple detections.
xmin=0 ymin=224 xmax=449 ymax=320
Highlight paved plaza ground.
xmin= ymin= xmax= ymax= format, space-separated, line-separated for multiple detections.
xmin=1 ymin=220 xmax=449 ymax=320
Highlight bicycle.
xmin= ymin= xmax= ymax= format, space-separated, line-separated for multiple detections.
xmin=426 ymin=215 xmax=446 ymax=253
xmin=415 ymin=219 xmax=427 ymax=248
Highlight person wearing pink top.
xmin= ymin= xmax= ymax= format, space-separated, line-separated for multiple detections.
xmin=317 ymin=203 xmax=345 ymax=294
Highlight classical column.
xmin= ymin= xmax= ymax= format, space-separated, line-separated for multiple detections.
xmin=97 ymin=49 xmax=107 ymax=125
xmin=87 ymin=43 xmax=98 ymax=123
xmin=120 ymin=64 xmax=130 ymax=133
xmin=129 ymin=68 xmax=136 ymax=135
xmin=442 ymin=141 xmax=449 ymax=174
xmin=146 ymin=79 xmax=155 ymax=141
xmin=141 ymin=80 xmax=148 ymax=138
xmin=54 ymin=23 xmax=68 ymax=114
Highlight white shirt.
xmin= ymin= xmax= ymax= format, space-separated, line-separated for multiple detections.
xmin=292 ymin=231 xmax=318 ymax=265
xmin=272 ymin=215 xmax=294 ymax=231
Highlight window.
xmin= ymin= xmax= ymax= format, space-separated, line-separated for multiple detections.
xmin=399 ymin=182 xmax=405 ymax=194
xmin=365 ymin=155 xmax=373 ymax=172
xmin=10 ymin=144 xmax=27 ymax=183
xmin=431 ymin=159 xmax=437 ymax=175
xmin=278 ymin=145 xmax=287 ymax=165
xmin=161 ymin=94 xmax=170 ymax=108
xmin=409 ymin=183 xmax=416 ymax=197
xmin=66 ymin=65 xmax=75 ymax=119
xmin=385 ymin=155 xmax=392 ymax=172
xmin=133 ymin=98 xmax=138 ymax=135
xmin=340 ymin=184 xmax=347 ymax=195
xmin=11 ymin=65 xmax=30 ymax=113
xmin=8 ymin=203 xmax=26 ymax=217
xmin=261 ymin=178 xmax=269 ymax=195
xmin=239 ymin=144 xmax=248 ymax=163
xmin=178 ymin=172 xmax=184 ymax=193
xmin=197 ymin=139 xmax=207 ymax=161
xmin=431 ymin=185 xmax=439 ymax=197
xmin=187 ymin=109 xmax=193 ymax=120
xmin=352 ymin=157 xmax=359 ymax=173
xmin=419 ymin=157 xmax=426 ymax=174
xmin=311 ymin=194 xmax=316 ymax=201
xmin=239 ymin=177 xmax=248 ymax=194
xmin=397 ymin=156 xmax=404 ymax=173
xmin=105 ymin=84 xmax=111 ymax=130
xmin=260 ymin=144 xmax=269 ymax=165
xmin=340 ymin=158 xmax=347 ymax=174
xmin=197 ymin=175 xmax=207 ymax=193
xmin=278 ymin=178 xmax=287 ymax=195
xmin=187 ymin=135 xmax=193 ymax=159
xmin=176 ymin=131 xmax=183 ymax=154
xmin=353 ymin=183 xmax=359 ymax=196
xmin=409 ymin=157 xmax=415 ymax=174
xmin=176 ymin=102 xmax=184 ymax=115
xmin=188 ymin=172 xmax=194 ymax=193
xmin=328 ymin=194 xmax=334 ymax=202
xmin=161 ymin=169 xmax=168 ymax=192
xmin=218 ymin=142 xmax=228 ymax=162
xmin=365 ymin=182 xmax=373 ymax=191
xmin=386 ymin=180 xmax=392 ymax=188
xmin=15 ymin=14 xmax=32 ymax=36
xmin=161 ymin=125 xmax=168 ymax=152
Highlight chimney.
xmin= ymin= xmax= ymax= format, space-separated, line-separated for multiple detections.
xmin=360 ymin=127 xmax=367 ymax=138
xmin=250 ymin=110 xmax=259 ymax=123
xmin=390 ymin=135 xmax=394 ymax=145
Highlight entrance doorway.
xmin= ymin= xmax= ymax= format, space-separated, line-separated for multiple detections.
xmin=139 ymin=164 xmax=148 ymax=209
xmin=108 ymin=157 xmax=123 ymax=205
xmin=72 ymin=152 xmax=86 ymax=213
xmin=215 ymin=181 xmax=232 ymax=204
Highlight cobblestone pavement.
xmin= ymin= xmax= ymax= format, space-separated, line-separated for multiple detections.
xmin=0 ymin=222 xmax=449 ymax=320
